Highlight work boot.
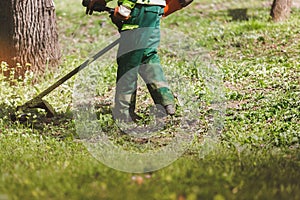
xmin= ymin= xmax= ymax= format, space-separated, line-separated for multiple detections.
xmin=165 ymin=104 xmax=176 ymax=116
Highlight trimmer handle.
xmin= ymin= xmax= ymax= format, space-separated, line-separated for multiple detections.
xmin=104 ymin=7 xmax=115 ymax=15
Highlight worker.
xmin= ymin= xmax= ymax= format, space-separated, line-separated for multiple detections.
xmin=86 ymin=0 xmax=192 ymax=123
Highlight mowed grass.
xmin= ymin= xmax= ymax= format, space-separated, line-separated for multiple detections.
xmin=0 ymin=0 xmax=299 ymax=199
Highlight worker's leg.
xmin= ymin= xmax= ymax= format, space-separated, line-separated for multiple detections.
xmin=113 ymin=47 xmax=144 ymax=121
xmin=138 ymin=5 xmax=175 ymax=113
xmin=139 ymin=49 xmax=175 ymax=114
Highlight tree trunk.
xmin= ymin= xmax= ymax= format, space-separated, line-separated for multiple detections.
xmin=0 ymin=0 xmax=60 ymax=77
xmin=271 ymin=0 xmax=292 ymax=22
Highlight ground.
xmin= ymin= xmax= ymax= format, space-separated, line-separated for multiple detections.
xmin=0 ymin=0 xmax=299 ymax=199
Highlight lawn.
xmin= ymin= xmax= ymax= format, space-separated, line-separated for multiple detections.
xmin=0 ymin=0 xmax=299 ymax=199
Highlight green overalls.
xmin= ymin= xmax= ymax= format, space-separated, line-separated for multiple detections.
xmin=112 ymin=1 xmax=175 ymax=121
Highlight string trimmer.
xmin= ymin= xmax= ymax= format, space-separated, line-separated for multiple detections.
xmin=13 ymin=6 xmax=118 ymax=121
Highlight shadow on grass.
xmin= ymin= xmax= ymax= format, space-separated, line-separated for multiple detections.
xmin=151 ymin=146 xmax=300 ymax=200
xmin=228 ymin=8 xmax=249 ymax=21
xmin=0 ymin=103 xmax=75 ymax=139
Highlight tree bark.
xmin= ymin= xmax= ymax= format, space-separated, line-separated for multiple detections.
xmin=271 ymin=0 xmax=292 ymax=22
xmin=0 ymin=0 xmax=60 ymax=77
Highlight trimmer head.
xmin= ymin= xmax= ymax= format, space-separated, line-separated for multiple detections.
xmin=17 ymin=99 xmax=56 ymax=118
xmin=10 ymin=99 xmax=56 ymax=122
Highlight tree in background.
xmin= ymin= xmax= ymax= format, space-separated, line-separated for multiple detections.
xmin=271 ymin=0 xmax=292 ymax=22
xmin=0 ymin=0 xmax=60 ymax=77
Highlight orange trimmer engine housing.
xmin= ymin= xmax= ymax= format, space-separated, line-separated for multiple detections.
xmin=163 ymin=0 xmax=193 ymax=17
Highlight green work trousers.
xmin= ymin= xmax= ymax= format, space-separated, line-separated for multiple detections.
xmin=113 ymin=4 xmax=175 ymax=120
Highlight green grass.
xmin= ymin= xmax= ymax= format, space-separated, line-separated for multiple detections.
xmin=0 ymin=0 xmax=299 ymax=199
xmin=0 ymin=133 xmax=299 ymax=199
